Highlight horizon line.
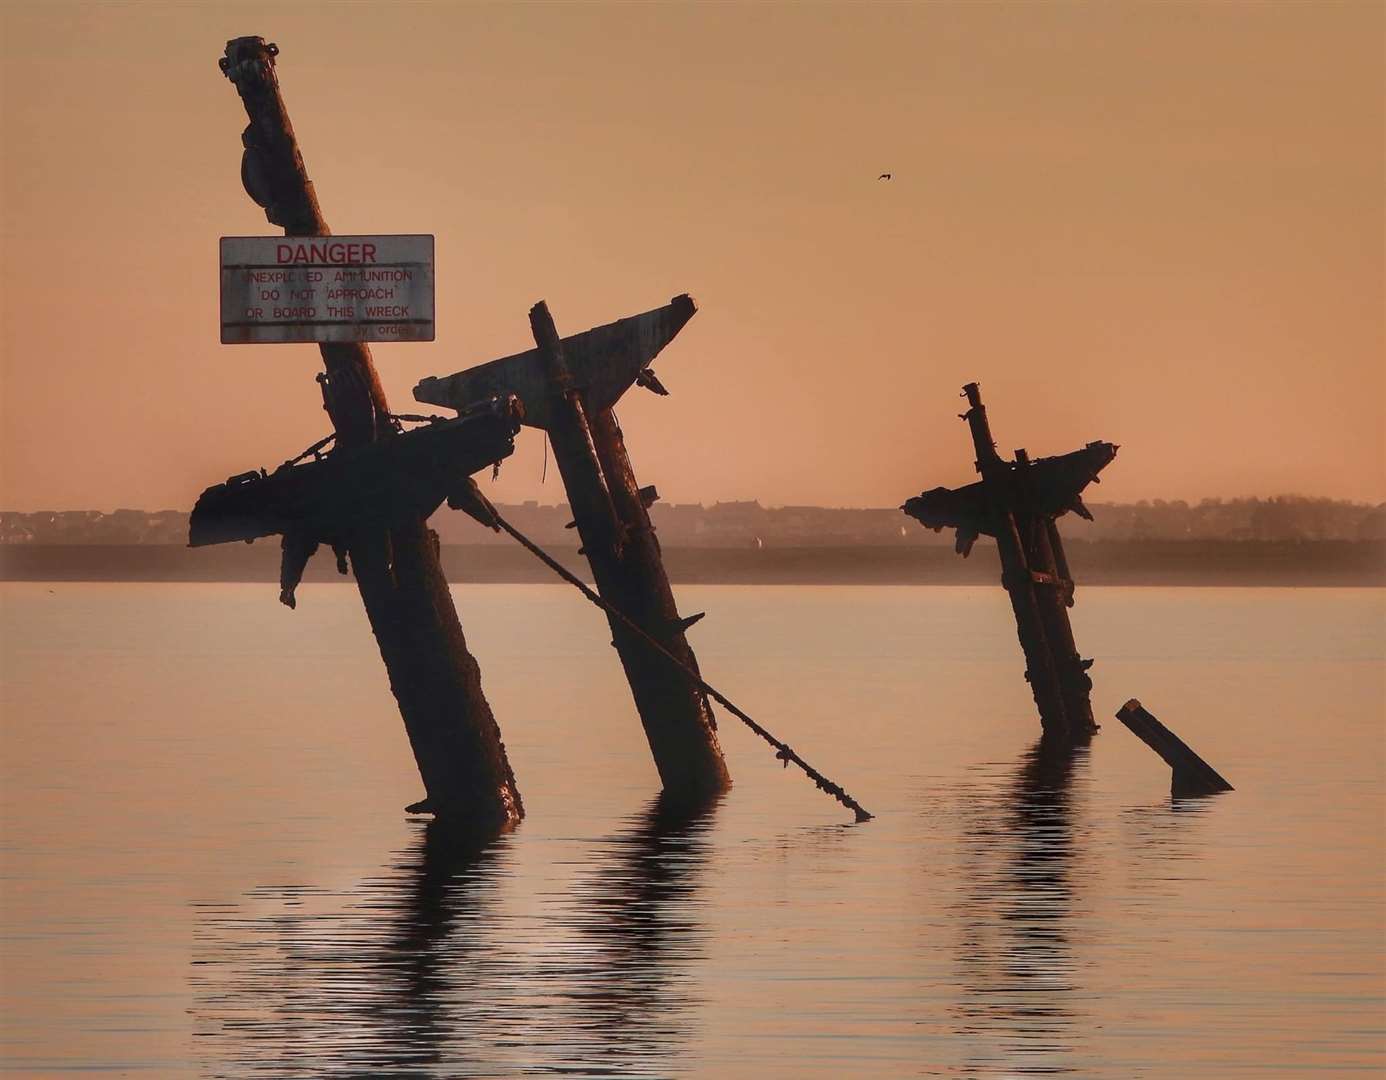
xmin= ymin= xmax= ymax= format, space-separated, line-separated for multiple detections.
xmin=3 ymin=492 xmax=1384 ymax=516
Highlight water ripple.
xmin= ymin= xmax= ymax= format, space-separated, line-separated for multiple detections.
xmin=191 ymin=796 xmax=720 ymax=1078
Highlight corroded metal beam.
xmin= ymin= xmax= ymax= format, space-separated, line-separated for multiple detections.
xmin=189 ymin=399 xmax=520 ymax=550
xmin=413 ymin=295 xmax=695 ymax=431
xmin=1117 ymin=700 xmax=1234 ymax=796
xmin=416 ymin=298 xmax=730 ymax=802
xmin=214 ymin=36 xmax=522 ymax=830
xmin=903 ymin=382 xmax=1116 ymax=741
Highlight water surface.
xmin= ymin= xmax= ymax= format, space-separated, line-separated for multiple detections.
xmin=2 ymin=584 xmax=1382 ymax=1077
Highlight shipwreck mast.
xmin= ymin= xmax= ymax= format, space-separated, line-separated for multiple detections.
xmin=905 ymin=382 xmax=1116 ymax=742
xmin=415 ymin=297 xmax=730 ymax=802
xmin=217 ymin=37 xmax=522 ymax=829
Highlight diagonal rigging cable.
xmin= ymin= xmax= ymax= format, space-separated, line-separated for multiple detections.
xmin=452 ymin=479 xmax=873 ymax=823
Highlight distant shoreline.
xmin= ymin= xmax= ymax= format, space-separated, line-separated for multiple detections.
xmin=2 ymin=540 xmax=1382 ymax=587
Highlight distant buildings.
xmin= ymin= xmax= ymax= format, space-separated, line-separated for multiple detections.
xmin=1 ymin=497 xmax=1382 ymax=546
xmin=0 ymin=509 xmax=187 ymax=545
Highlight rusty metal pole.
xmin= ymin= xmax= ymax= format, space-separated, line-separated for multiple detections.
xmin=529 ymin=303 xmax=730 ymax=801
xmin=1117 ymin=699 xmax=1233 ymax=796
xmin=587 ymin=405 xmax=731 ymax=791
xmin=903 ymin=383 xmax=1114 ymax=743
xmin=220 ymin=36 xmax=521 ymax=830
xmin=960 ymin=385 xmax=1072 ymax=739
xmin=1014 ymin=450 xmax=1097 ymax=737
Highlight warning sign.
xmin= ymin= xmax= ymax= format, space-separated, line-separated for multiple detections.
xmin=219 ymin=234 xmax=435 ymax=344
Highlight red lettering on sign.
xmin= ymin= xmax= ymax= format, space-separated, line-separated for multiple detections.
xmin=274 ymin=241 xmax=383 ymax=265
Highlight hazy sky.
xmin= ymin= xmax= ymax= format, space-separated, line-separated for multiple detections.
xmin=2 ymin=1 xmax=1381 ymax=512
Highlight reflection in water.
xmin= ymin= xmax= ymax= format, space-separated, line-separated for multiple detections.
xmin=531 ymin=791 xmax=722 ymax=1078
xmin=191 ymin=822 xmax=515 ymax=1077
xmin=1117 ymin=797 xmax=1216 ymax=901
xmin=8 ymin=586 xmax=1378 ymax=1077
xmin=950 ymin=738 xmax=1087 ymax=1077
xmin=191 ymin=796 xmax=719 ymax=1078
xmin=377 ymin=821 xmax=515 ymax=1078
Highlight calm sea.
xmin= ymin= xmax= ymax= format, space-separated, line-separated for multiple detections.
xmin=1 ymin=583 xmax=1382 ymax=1078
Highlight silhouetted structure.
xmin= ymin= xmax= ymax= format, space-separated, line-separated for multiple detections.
xmin=903 ymin=382 xmax=1116 ymax=741
xmin=212 ymin=36 xmax=522 ymax=829
xmin=189 ymin=398 xmax=521 ymax=605
xmin=1117 ymin=699 xmax=1234 ymax=796
xmin=416 ymin=298 xmax=730 ymax=802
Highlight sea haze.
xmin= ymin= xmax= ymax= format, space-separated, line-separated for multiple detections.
xmin=1 ymin=583 xmax=1382 ymax=1077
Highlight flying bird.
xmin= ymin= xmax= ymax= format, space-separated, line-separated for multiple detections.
xmin=878 ymin=172 xmax=892 ymax=180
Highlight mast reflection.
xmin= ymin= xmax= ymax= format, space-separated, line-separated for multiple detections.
xmin=952 ymin=737 xmax=1087 ymax=1077
xmin=190 ymin=821 xmax=513 ymax=1077
xmin=534 ymin=791 xmax=723 ymax=1078
xmin=191 ymin=798 xmax=720 ymax=1078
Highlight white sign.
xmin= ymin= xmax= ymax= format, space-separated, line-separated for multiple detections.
xmin=219 ymin=234 xmax=434 ymax=344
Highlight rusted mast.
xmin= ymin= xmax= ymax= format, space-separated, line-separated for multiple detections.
xmin=219 ymin=36 xmax=522 ymax=829
xmin=414 ymin=298 xmax=730 ymax=801
xmin=1015 ymin=449 xmax=1096 ymax=735
xmin=528 ymin=302 xmax=730 ymax=800
xmin=961 ymin=385 xmax=1073 ymax=738
xmin=903 ymin=382 xmax=1115 ymax=742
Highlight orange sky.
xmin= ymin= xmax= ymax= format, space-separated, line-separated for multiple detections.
xmin=1 ymin=1 xmax=1382 ymax=512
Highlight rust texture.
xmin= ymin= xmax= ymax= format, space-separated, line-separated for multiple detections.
xmin=417 ymin=299 xmax=729 ymax=802
xmin=188 ymin=399 xmax=522 ymax=552
xmin=1117 ymin=699 xmax=1234 ymax=796
xmin=903 ymin=382 xmax=1117 ymax=742
xmin=216 ymin=37 xmax=522 ymax=830
xmin=528 ymin=301 xmax=730 ymax=802
xmin=414 ymin=295 xmax=698 ymax=431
